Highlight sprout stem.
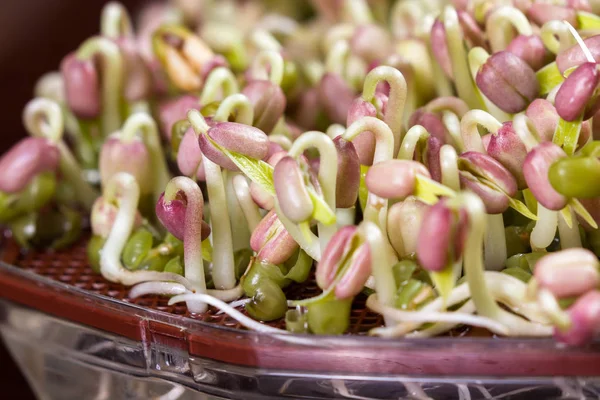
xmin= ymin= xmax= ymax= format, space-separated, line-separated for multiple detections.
xmin=358 ymin=221 xmax=397 ymax=326
xmin=99 ymin=173 xmax=193 ymax=288
xmin=164 ymin=176 xmax=207 ymax=313
xmin=232 ymin=174 xmax=262 ymax=232
xmin=442 ymin=111 xmax=464 ymax=151
xmin=557 ymin=208 xmax=582 ymax=249
xmin=541 ymin=21 xmax=574 ymax=54
xmin=121 ymin=113 xmax=171 ymax=207
xmin=367 ymin=294 xmax=509 ymax=334
xmin=224 ymin=171 xmax=251 ymax=252
xmin=343 ymin=0 xmax=373 ymax=25
xmin=213 ymin=93 xmax=254 ymax=124
xmin=77 ymin=37 xmax=123 ymax=137
xmin=100 ymin=2 xmax=133 ymax=39
xmin=250 ymin=29 xmax=282 ymax=52
xmin=203 ymin=155 xmax=236 ymax=289
xmin=343 ymin=117 xmax=394 ymax=234
xmin=274 ymin=200 xmax=321 ymax=260
xmin=24 ymin=98 xmax=98 ymax=210
xmin=531 ymin=204 xmax=558 ymax=251
xmin=252 ymin=50 xmax=284 ymax=86
xmin=484 ymin=213 xmax=508 ymax=271
xmin=325 ymin=40 xmax=350 ymax=76
xmin=565 ymin=21 xmax=595 ymax=63
xmin=460 ymin=110 xmax=502 ymax=153
xmin=169 ymin=293 xmax=288 ymax=334
xmin=486 ymin=6 xmax=532 ymax=53
xmin=443 ymin=6 xmax=484 ymax=109
xmin=449 ymin=192 xmax=551 ymax=336
xmin=199 ymin=67 xmax=239 ymax=105
xmin=288 ymin=131 xmax=338 ymax=251
xmin=362 ymin=66 xmax=408 ymax=154
xmin=440 ymin=144 xmax=460 ymax=191
xmin=513 ymin=113 xmax=541 ymax=151
xmin=397 ymin=125 xmax=429 ymax=160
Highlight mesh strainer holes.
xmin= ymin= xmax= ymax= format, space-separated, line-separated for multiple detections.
xmin=92 ymin=282 xmax=107 ymax=290
xmin=7 ymin=234 xmax=392 ymax=334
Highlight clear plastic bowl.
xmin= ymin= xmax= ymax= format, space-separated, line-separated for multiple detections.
xmin=0 ymin=235 xmax=600 ymax=399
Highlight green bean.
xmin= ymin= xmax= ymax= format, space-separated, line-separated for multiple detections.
xmin=87 ymin=234 xmax=106 ymax=274
xmin=392 ymin=260 xmax=418 ymax=286
xmin=283 ymin=249 xmax=313 ymax=283
xmin=587 ymin=229 xmax=600 ymax=257
xmin=9 ymin=213 xmax=37 ymax=249
xmin=280 ymin=60 xmax=299 ymax=95
xmin=0 ymin=173 xmax=57 ymax=223
xmin=505 ymin=225 xmax=531 ymax=257
xmin=234 ymin=248 xmax=253 ymax=280
xmin=164 ymin=256 xmax=184 ymax=275
xmin=137 ymin=249 xmax=173 ymax=272
xmin=122 ymin=228 xmax=154 ymax=270
xmin=549 ymin=156 xmax=600 ymax=198
xmin=306 ymin=296 xmax=352 ymax=335
xmin=580 ymin=140 xmax=600 ymax=157
xmin=505 ymin=252 xmax=546 ymax=273
xmin=19 ymin=172 xmax=57 ymax=214
xmin=395 ymin=279 xmax=435 ymax=310
xmin=501 ymin=267 xmax=532 ymax=283
xmin=285 ymin=308 xmax=309 ymax=333
xmin=50 ymin=206 xmax=83 ymax=250
xmin=242 ymin=260 xmax=288 ymax=321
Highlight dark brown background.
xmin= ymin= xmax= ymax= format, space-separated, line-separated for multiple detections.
xmin=0 ymin=1 xmax=149 ymax=397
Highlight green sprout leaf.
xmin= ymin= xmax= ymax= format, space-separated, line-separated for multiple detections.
xmin=428 ymin=260 xmax=459 ymax=307
xmin=414 ymin=175 xmax=456 ymax=205
xmin=202 ymin=238 xmax=213 ymax=262
xmin=536 ymin=62 xmax=564 ymax=95
xmin=570 ymin=198 xmax=598 ymax=229
xmin=577 ymin=11 xmax=600 ymax=30
xmin=553 ymin=116 xmax=583 ymax=155
xmin=307 ymin=187 xmax=336 ymax=226
xmin=507 ymin=197 xmax=538 ymax=221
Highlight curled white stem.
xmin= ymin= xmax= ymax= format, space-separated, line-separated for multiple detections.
xmin=541 ymin=21 xmax=573 ymax=54
xmin=252 ymin=50 xmax=284 ymax=86
xmin=288 ymin=131 xmax=338 ymax=252
xmin=121 ymin=112 xmax=171 ymax=207
xmin=460 ymin=110 xmax=502 ymax=153
xmin=440 ymin=144 xmax=460 ymax=191
xmin=24 ymin=98 xmax=98 ymax=210
xmin=513 ymin=113 xmax=540 ymax=152
xmin=486 ymin=6 xmax=533 ymax=53
xmin=199 ymin=67 xmax=239 ymax=105
xmin=77 ymin=37 xmax=123 ymax=137
xmin=397 ymin=125 xmax=429 ymax=160
xmin=100 ymin=2 xmax=133 ymax=39
xmin=99 ymin=173 xmax=193 ymax=289
xmin=213 ymin=93 xmax=254 ymax=125
xmin=362 ymin=66 xmax=408 ymax=154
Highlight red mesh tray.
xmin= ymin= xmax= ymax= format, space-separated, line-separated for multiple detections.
xmin=0 ymin=230 xmax=599 ymax=377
